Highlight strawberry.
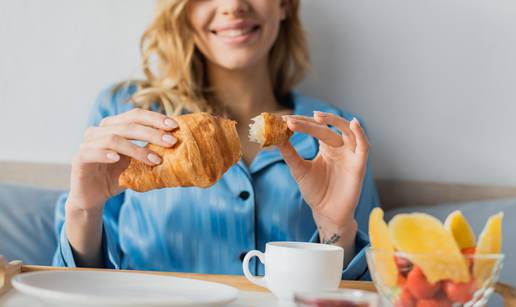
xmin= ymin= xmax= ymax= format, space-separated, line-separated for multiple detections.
xmin=395 ymin=286 xmax=416 ymax=307
xmin=443 ymin=279 xmax=475 ymax=303
xmin=461 ymin=247 xmax=476 ymax=255
xmin=406 ymin=266 xmax=441 ymax=299
xmin=395 ymin=255 xmax=413 ymax=276
xmin=461 ymin=247 xmax=476 ymax=271
xmin=398 ymin=273 xmax=407 ymax=286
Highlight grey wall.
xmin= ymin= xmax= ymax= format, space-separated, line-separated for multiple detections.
xmin=1 ymin=0 xmax=515 ymax=186
xmin=0 ymin=0 xmax=152 ymax=162
xmin=300 ymin=0 xmax=516 ymax=186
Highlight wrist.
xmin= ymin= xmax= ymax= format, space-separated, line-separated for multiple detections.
xmin=316 ymin=219 xmax=358 ymax=266
xmin=67 ymin=191 xmax=106 ymax=216
xmin=317 ymin=218 xmax=358 ymax=245
xmin=64 ymin=198 xmax=105 ymax=268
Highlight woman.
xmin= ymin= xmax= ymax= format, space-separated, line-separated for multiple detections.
xmin=53 ymin=0 xmax=379 ymax=280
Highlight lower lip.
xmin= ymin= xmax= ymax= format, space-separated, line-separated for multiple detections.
xmin=212 ymin=28 xmax=260 ymax=46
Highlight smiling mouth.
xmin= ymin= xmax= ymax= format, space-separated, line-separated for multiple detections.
xmin=211 ymin=25 xmax=260 ymax=38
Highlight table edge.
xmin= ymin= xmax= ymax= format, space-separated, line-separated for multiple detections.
xmin=20 ymin=265 xmax=377 ymax=292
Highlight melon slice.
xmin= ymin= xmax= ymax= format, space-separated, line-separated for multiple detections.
xmin=444 ymin=210 xmax=476 ymax=249
xmin=369 ymin=208 xmax=398 ymax=287
xmin=473 ymin=212 xmax=503 ymax=285
xmin=389 ymin=213 xmax=470 ymax=283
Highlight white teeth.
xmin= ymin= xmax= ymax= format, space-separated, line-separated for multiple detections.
xmin=216 ymin=28 xmax=254 ymax=38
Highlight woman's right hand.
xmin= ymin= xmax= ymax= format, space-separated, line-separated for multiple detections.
xmin=68 ymin=108 xmax=179 ymax=212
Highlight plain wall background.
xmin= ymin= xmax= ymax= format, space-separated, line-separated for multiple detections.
xmin=1 ymin=0 xmax=515 ymax=186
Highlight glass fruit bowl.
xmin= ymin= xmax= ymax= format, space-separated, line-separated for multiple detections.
xmin=294 ymin=289 xmax=380 ymax=307
xmin=365 ymin=248 xmax=504 ymax=307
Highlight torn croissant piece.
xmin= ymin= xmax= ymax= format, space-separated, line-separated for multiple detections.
xmin=248 ymin=112 xmax=293 ymax=147
xmin=119 ymin=112 xmax=241 ymax=192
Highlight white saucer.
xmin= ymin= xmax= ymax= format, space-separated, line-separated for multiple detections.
xmin=12 ymin=270 xmax=238 ymax=307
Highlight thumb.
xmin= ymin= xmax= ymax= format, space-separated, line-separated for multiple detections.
xmin=277 ymin=142 xmax=310 ymax=181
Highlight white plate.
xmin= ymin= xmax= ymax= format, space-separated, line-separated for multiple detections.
xmin=12 ymin=270 xmax=238 ymax=307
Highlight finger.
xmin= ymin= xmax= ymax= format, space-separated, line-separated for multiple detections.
xmin=277 ymin=142 xmax=310 ymax=181
xmin=313 ymin=111 xmax=356 ymax=149
xmin=85 ymin=124 xmax=177 ymax=147
xmin=350 ymin=118 xmax=370 ymax=156
xmin=286 ymin=117 xmax=344 ymax=148
xmin=282 ymin=115 xmax=318 ymax=124
xmin=85 ymin=135 xmax=162 ymax=166
xmin=75 ymin=148 xmax=121 ymax=164
xmin=99 ymin=108 xmax=178 ymax=131
xmin=289 ymin=115 xmax=357 ymax=149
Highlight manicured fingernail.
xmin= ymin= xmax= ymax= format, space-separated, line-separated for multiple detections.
xmin=314 ymin=111 xmax=328 ymax=117
xmin=147 ymin=153 xmax=161 ymax=164
xmin=162 ymin=134 xmax=176 ymax=144
xmin=164 ymin=118 xmax=177 ymax=128
xmin=352 ymin=117 xmax=360 ymax=126
xmin=107 ymin=152 xmax=119 ymax=161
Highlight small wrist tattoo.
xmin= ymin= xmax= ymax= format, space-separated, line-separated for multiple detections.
xmin=322 ymin=233 xmax=341 ymax=245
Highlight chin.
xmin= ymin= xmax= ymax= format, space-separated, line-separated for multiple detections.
xmin=214 ymin=53 xmax=265 ymax=71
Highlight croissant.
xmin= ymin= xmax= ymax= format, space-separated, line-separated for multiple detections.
xmin=119 ymin=112 xmax=241 ymax=192
xmin=248 ymin=112 xmax=293 ymax=147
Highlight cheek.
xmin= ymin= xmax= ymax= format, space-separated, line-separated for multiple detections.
xmin=260 ymin=16 xmax=282 ymax=53
xmin=256 ymin=2 xmax=284 ymax=46
xmin=187 ymin=4 xmax=212 ymax=46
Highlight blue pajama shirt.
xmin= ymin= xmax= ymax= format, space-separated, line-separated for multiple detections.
xmin=53 ymin=85 xmax=379 ymax=280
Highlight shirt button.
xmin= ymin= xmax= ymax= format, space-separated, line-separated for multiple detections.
xmin=239 ymin=191 xmax=250 ymax=200
xmin=239 ymin=252 xmax=248 ymax=262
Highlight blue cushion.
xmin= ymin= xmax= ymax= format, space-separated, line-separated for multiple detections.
xmin=0 ymin=182 xmax=62 ymax=265
xmin=386 ymin=198 xmax=516 ymax=307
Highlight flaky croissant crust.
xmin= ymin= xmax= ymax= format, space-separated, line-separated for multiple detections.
xmin=119 ymin=112 xmax=241 ymax=192
xmin=262 ymin=112 xmax=293 ymax=147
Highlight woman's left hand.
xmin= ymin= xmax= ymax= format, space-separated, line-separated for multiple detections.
xmin=278 ymin=111 xmax=369 ymax=248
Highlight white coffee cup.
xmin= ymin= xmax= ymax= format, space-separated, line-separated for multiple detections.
xmin=242 ymin=242 xmax=344 ymax=301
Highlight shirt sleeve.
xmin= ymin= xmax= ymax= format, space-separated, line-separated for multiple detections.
xmin=309 ymin=229 xmax=371 ymax=280
xmin=52 ymin=192 xmax=125 ymax=269
xmin=52 ymin=85 xmax=135 ymax=268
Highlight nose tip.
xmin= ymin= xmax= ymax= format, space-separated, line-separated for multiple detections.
xmin=221 ymin=0 xmax=250 ymax=15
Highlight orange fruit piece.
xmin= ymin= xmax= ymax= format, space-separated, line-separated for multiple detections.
xmin=443 ymin=279 xmax=475 ymax=303
xmin=369 ymin=207 xmax=398 ymax=287
xmin=389 ymin=213 xmax=470 ymax=283
xmin=473 ymin=212 xmax=503 ymax=285
xmin=395 ymin=286 xmax=416 ymax=307
xmin=444 ymin=210 xmax=476 ymax=249
xmin=406 ymin=266 xmax=441 ymax=299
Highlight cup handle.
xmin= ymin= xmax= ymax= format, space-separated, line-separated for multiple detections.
xmin=242 ymin=250 xmax=266 ymax=288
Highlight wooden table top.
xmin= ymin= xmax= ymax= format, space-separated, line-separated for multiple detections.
xmin=21 ymin=265 xmax=377 ymax=293
xmin=2 ymin=264 xmax=515 ymax=306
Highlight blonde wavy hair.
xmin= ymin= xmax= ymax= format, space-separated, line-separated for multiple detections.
xmin=127 ymin=0 xmax=310 ymax=116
